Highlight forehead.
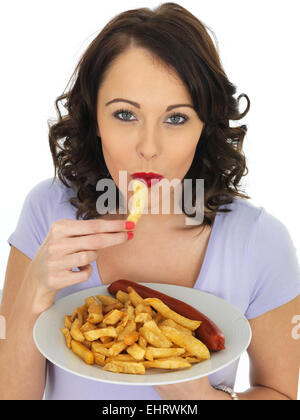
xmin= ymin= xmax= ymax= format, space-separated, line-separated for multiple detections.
xmin=98 ymin=48 xmax=192 ymax=105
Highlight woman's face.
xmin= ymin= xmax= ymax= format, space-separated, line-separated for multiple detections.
xmin=96 ymin=47 xmax=204 ymax=213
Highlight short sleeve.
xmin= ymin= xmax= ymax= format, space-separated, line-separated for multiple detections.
xmin=245 ymin=208 xmax=300 ymax=319
xmin=7 ymin=179 xmax=55 ymax=260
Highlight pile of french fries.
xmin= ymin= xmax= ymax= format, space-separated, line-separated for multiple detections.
xmin=61 ymin=286 xmax=210 ymax=375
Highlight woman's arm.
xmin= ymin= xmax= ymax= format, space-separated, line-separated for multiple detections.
xmin=155 ymin=296 xmax=300 ymax=400
xmin=0 ymin=246 xmax=47 ymax=400
xmin=208 ymin=296 xmax=299 ymax=400
xmin=0 ymin=218 xmax=131 ymax=400
xmin=237 ymin=295 xmax=299 ymax=400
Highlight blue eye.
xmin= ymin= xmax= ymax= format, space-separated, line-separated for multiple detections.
xmin=113 ymin=109 xmax=189 ymax=125
xmin=167 ymin=112 xmax=189 ymax=125
xmin=113 ymin=109 xmax=136 ymax=122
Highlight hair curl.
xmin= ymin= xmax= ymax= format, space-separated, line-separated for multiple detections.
xmin=48 ymin=2 xmax=251 ymax=226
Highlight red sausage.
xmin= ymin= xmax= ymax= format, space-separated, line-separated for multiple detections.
xmin=107 ymin=279 xmax=225 ymax=352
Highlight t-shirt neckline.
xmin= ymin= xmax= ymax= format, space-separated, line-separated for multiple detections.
xmin=94 ymin=212 xmax=220 ymax=290
xmin=192 ymin=212 xmax=220 ymax=290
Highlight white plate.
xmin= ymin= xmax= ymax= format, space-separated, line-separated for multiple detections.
xmin=33 ymin=283 xmax=251 ymax=386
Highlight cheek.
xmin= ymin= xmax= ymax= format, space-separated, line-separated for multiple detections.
xmin=100 ymin=125 xmax=130 ymax=164
xmin=167 ymin=139 xmax=198 ymax=171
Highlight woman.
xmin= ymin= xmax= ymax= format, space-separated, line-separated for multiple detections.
xmin=1 ymin=2 xmax=299 ymax=400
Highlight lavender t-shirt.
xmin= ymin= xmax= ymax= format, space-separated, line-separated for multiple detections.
xmin=7 ymin=178 xmax=300 ymax=400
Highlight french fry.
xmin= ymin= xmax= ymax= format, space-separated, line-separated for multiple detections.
xmin=138 ymin=335 xmax=147 ymax=350
xmin=135 ymin=302 xmax=153 ymax=316
xmin=124 ymin=331 xmax=139 ymax=346
xmin=88 ymin=301 xmax=102 ymax=314
xmin=87 ymin=312 xmax=104 ymax=324
xmin=80 ymin=303 xmax=89 ymax=322
xmin=85 ymin=296 xmax=99 ymax=306
xmin=103 ymin=302 xmax=124 ymax=314
xmin=139 ymin=325 xmax=172 ymax=348
xmin=91 ymin=342 xmax=109 ymax=356
xmin=126 ymin=305 xmax=135 ymax=321
xmin=83 ymin=339 xmax=92 ymax=350
xmin=84 ymin=298 xmax=99 ymax=322
xmin=135 ymin=313 xmax=152 ymax=323
xmin=126 ymin=343 xmax=145 ymax=361
xmin=159 ymin=319 xmax=193 ymax=335
xmin=80 ymin=321 xmax=97 ymax=333
xmin=116 ymin=324 xmax=125 ymax=336
xmin=106 ymin=354 xmax=136 ymax=362
xmin=117 ymin=320 xmax=136 ymax=342
xmin=143 ymin=357 xmax=191 ymax=370
xmin=145 ymin=346 xmax=185 ymax=359
xmin=84 ymin=327 xmax=117 ymax=341
xmin=143 ymin=320 xmax=173 ymax=347
xmin=127 ymin=286 xmax=144 ymax=307
xmin=119 ymin=314 xmax=129 ymax=328
xmin=144 ymin=347 xmax=154 ymax=361
xmin=144 ymin=298 xmax=201 ymax=331
xmin=108 ymin=341 xmax=127 ymax=357
xmin=101 ymin=339 xmax=115 ymax=348
xmin=64 ymin=315 xmax=72 ymax=330
xmin=184 ymin=356 xmax=205 ymax=364
xmin=61 ymin=328 xmax=72 ymax=348
xmin=103 ymin=309 xmax=125 ymax=326
xmin=104 ymin=360 xmax=146 ymax=375
xmin=152 ymin=312 xmax=165 ymax=326
xmin=94 ymin=352 xmax=106 ymax=367
xmin=71 ymin=340 xmax=94 ymax=365
xmin=126 ymin=179 xmax=148 ymax=225
xmin=116 ymin=290 xmax=129 ymax=304
xmin=71 ymin=307 xmax=84 ymax=323
xmin=96 ymin=295 xmax=119 ymax=306
xmin=159 ymin=325 xmax=210 ymax=360
xmin=87 ymin=301 xmax=103 ymax=324
xmin=70 ymin=318 xmax=85 ymax=342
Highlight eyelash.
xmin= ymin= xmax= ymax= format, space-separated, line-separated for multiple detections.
xmin=113 ymin=108 xmax=189 ymax=125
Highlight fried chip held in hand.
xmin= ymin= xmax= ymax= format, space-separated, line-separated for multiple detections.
xmin=127 ymin=179 xmax=147 ymax=225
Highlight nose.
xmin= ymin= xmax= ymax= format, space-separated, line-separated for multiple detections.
xmin=139 ymin=150 xmax=157 ymax=160
xmin=137 ymin=129 xmax=159 ymax=161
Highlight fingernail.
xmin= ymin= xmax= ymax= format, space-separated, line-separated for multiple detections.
xmin=125 ymin=221 xmax=135 ymax=230
xmin=127 ymin=231 xmax=134 ymax=240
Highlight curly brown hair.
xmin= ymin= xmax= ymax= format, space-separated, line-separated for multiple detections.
xmin=48 ymin=2 xmax=251 ymax=226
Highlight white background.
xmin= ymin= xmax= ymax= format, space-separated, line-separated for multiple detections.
xmin=0 ymin=0 xmax=299 ymax=397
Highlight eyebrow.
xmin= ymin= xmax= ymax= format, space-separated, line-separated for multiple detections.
xmin=105 ymin=98 xmax=194 ymax=112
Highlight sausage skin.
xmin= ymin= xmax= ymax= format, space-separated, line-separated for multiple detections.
xmin=107 ymin=279 xmax=225 ymax=351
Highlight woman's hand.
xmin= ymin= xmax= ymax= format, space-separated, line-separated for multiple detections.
xmin=154 ymin=376 xmax=217 ymax=400
xmin=24 ymin=218 xmax=133 ymax=314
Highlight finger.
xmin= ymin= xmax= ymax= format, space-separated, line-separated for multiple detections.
xmin=49 ymin=231 xmax=129 ymax=256
xmin=49 ymin=218 xmax=130 ymax=240
xmin=50 ymin=250 xmax=99 ymax=270
xmin=59 ymin=264 xmax=94 ymax=289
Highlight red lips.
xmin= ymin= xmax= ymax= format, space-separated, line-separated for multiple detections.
xmin=131 ymin=172 xmax=164 ymax=188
